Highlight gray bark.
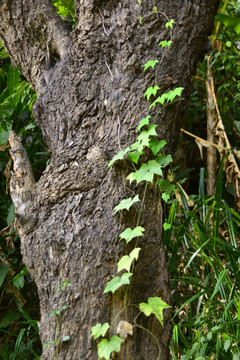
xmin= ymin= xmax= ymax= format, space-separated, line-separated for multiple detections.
xmin=0 ymin=1 xmax=219 ymax=359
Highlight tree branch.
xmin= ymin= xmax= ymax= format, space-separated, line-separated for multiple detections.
xmin=0 ymin=0 xmax=71 ymax=91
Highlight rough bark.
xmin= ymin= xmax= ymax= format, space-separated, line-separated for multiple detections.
xmin=0 ymin=1 xmax=219 ymax=359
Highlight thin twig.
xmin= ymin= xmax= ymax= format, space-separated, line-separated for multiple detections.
xmin=117 ymin=115 xmax=122 ymax=150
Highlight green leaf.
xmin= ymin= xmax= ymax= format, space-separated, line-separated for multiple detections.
xmin=215 ymin=12 xmax=240 ymax=34
xmin=149 ymin=139 xmax=166 ymax=156
xmin=139 ymin=17 xmax=143 ymax=23
xmin=0 ymin=121 xmax=12 ymax=146
xmin=7 ymin=203 xmax=15 ymax=225
xmin=158 ymin=40 xmax=173 ymax=48
xmin=139 ymin=297 xmax=171 ymax=325
xmin=143 ymin=60 xmax=159 ymax=71
xmin=98 ymin=336 xmax=124 ymax=360
xmin=167 ymin=87 xmax=184 ymax=102
xmin=0 ymin=264 xmax=9 ymax=287
xmin=0 ymin=311 xmax=21 ymax=329
xmin=117 ymin=248 xmax=141 ymax=273
xmin=152 ymin=6 xmax=157 ymax=12
xmin=108 ymin=147 xmax=131 ymax=168
xmin=119 ymin=226 xmax=145 ymax=244
xmin=144 ymin=86 xmax=160 ymax=101
xmin=91 ymin=323 xmax=110 ymax=340
xmin=114 ymin=195 xmax=140 ymax=213
xmin=103 ymin=273 xmax=132 ymax=294
xmin=137 ymin=125 xmax=158 ymax=148
xmin=127 ymin=159 xmax=163 ymax=185
xmin=165 ymin=19 xmax=175 ymax=29
xmin=224 ymin=339 xmax=231 ymax=352
xmin=163 ymin=222 xmax=171 ymax=230
xmin=156 ymin=153 xmax=173 ymax=167
xmin=7 ymin=65 xmax=20 ymax=93
xmin=127 ymin=150 xmax=141 ymax=164
xmin=61 ymin=335 xmax=70 ymax=342
xmin=162 ymin=193 xmax=170 ymax=202
xmin=137 ymin=116 xmax=151 ymax=131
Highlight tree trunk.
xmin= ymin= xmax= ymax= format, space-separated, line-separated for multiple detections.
xmin=0 ymin=1 xmax=219 ymax=359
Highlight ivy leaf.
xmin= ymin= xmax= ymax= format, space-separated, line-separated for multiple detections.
xmin=144 ymin=86 xmax=160 ymax=101
xmin=162 ymin=193 xmax=170 ymax=202
xmin=163 ymin=222 xmax=171 ymax=230
xmin=91 ymin=323 xmax=110 ymax=340
xmin=103 ymin=273 xmax=133 ymax=294
xmin=137 ymin=125 xmax=158 ymax=147
xmin=165 ymin=19 xmax=175 ymax=29
xmin=127 ymin=160 xmax=163 ymax=185
xmin=98 ymin=336 xmax=124 ymax=360
xmin=117 ymin=248 xmax=141 ymax=273
xmin=139 ymin=297 xmax=171 ymax=326
xmin=143 ymin=60 xmax=159 ymax=71
xmin=149 ymin=139 xmax=167 ymax=156
xmin=61 ymin=335 xmax=70 ymax=342
xmin=156 ymin=154 xmax=173 ymax=167
xmin=108 ymin=147 xmax=131 ymax=168
xmin=152 ymin=6 xmax=157 ymax=12
xmin=137 ymin=116 xmax=151 ymax=132
xmin=149 ymin=93 xmax=168 ymax=109
xmin=127 ymin=150 xmax=141 ymax=164
xmin=158 ymin=40 xmax=173 ymax=48
xmin=119 ymin=226 xmax=145 ymax=244
xmin=114 ymin=195 xmax=140 ymax=213
xmin=167 ymin=87 xmax=184 ymax=102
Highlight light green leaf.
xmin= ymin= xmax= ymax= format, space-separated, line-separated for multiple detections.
xmin=108 ymin=147 xmax=131 ymax=168
xmin=61 ymin=335 xmax=70 ymax=342
xmin=153 ymin=6 xmax=157 ymax=12
xmin=144 ymin=86 xmax=160 ymax=101
xmin=167 ymin=87 xmax=184 ymax=102
xmin=0 ymin=121 xmax=12 ymax=146
xmin=158 ymin=40 xmax=173 ymax=48
xmin=114 ymin=195 xmax=140 ymax=213
xmin=215 ymin=12 xmax=240 ymax=34
xmin=165 ymin=19 xmax=175 ymax=29
xmin=117 ymin=248 xmax=141 ymax=273
xmin=127 ymin=159 xmax=163 ymax=185
xmin=7 ymin=203 xmax=15 ymax=225
xmin=163 ymin=222 xmax=171 ymax=230
xmin=162 ymin=193 xmax=170 ymax=202
xmin=139 ymin=17 xmax=143 ymax=23
xmin=143 ymin=59 xmax=159 ymax=71
xmin=127 ymin=150 xmax=141 ymax=164
xmin=119 ymin=226 xmax=145 ymax=244
xmin=149 ymin=93 xmax=168 ymax=109
xmin=137 ymin=116 xmax=151 ymax=131
xmin=91 ymin=323 xmax=110 ymax=340
xmin=149 ymin=139 xmax=167 ymax=156
xmin=139 ymin=297 xmax=171 ymax=325
xmin=98 ymin=336 xmax=124 ymax=360
xmin=103 ymin=273 xmax=133 ymax=294
xmin=137 ymin=125 xmax=158 ymax=148
xmin=224 ymin=339 xmax=231 ymax=352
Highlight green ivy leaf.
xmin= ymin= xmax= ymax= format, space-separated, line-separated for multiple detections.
xmin=91 ymin=323 xmax=110 ymax=340
xmin=139 ymin=17 xmax=143 ymax=23
xmin=108 ymin=147 xmax=131 ymax=168
xmin=98 ymin=336 xmax=124 ymax=360
xmin=167 ymin=87 xmax=184 ymax=102
xmin=119 ymin=226 xmax=145 ymax=244
xmin=127 ymin=159 xmax=163 ymax=185
xmin=153 ymin=6 xmax=157 ymax=12
xmin=163 ymin=222 xmax=171 ymax=230
xmin=165 ymin=19 xmax=175 ymax=29
xmin=114 ymin=195 xmax=140 ymax=213
xmin=137 ymin=124 xmax=158 ymax=148
xmin=158 ymin=40 xmax=173 ymax=48
xmin=215 ymin=12 xmax=240 ymax=34
xmin=162 ymin=193 xmax=170 ymax=202
xmin=139 ymin=297 xmax=171 ymax=325
xmin=143 ymin=60 xmax=159 ymax=71
xmin=149 ymin=139 xmax=167 ymax=156
xmin=103 ymin=273 xmax=133 ymax=294
xmin=137 ymin=116 xmax=151 ymax=131
xmin=156 ymin=154 xmax=173 ymax=167
xmin=117 ymin=248 xmax=141 ymax=273
xmin=61 ymin=335 xmax=70 ymax=342
xmin=144 ymin=86 xmax=160 ymax=101
xmin=128 ymin=150 xmax=141 ymax=164
xmin=149 ymin=93 xmax=168 ymax=109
